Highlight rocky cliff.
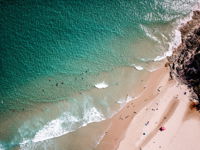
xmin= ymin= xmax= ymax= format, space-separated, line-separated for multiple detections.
xmin=168 ymin=10 xmax=200 ymax=110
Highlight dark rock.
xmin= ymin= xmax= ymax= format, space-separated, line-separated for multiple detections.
xmin=168 ymin=10 xmax=200 ymax=110
xmin=194 ymin=28 xmax=200 ymax=36
xmin=196 ymin=103 xmax=200 ymax=110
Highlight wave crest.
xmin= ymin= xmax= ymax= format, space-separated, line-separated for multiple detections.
xmin=95 ymin=82 xmax=109 ymax=89
xmin=131 ymin=64 xmax=144 ymax=71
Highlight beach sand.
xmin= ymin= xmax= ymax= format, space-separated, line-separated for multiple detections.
xmin=96 ymin=65 xmax=200 ymax=150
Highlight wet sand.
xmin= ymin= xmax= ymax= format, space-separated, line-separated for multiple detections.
xmin=96 ymin=66 xmax=200 ymax=150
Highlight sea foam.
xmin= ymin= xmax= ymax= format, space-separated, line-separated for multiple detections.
xmin=140 ymin=25 xmax=161 ymax=43
xmin=131 ymin=64 xmax=144 ymax=71
xmin=153 ymin=7 xmax=200 ymax=62
xmin=117 ymin=95 xmax=135 ymax=104
xmin=154 ymin=29 xmax=181 ymax=62
xmin=30 ymin=107 xmax=104 ymax=143
xmin=0 ymin=143 xmax=5 ymax=150
xmin=95 ymin=82 xmax=109 ymax=89
xmin=32 ymin=113 xmax=79 ymax=142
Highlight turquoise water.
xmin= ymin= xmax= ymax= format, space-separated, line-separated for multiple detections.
xmin=0 ymin=0 xmax=199 ymax=149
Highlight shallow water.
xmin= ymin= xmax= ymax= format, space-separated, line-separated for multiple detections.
xmin=0 ymin=0 xmax=199 ymax=149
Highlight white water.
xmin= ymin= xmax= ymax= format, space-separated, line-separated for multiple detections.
xmin=140 ymin=24 xmax=161 ymax=43
xmin=117 ymin=95 xmax=135 ymax=104
xmin=32 ymin=112 xmax=79 ymax=142
xmin=0 ymin=144 xmax=5 ymax=150
xmin=131 ymin=64 xmax=144 ymax=71
xmin=3 ymin=5 xmax=200 ymax=150
xmin=95 ymin=82 xmax=109 ymax=89
xmin=18 ymin=107 xmax=105 ymax=147
xmin=154 ymin=7 xmax=200 ymax=62
xmin=154 ymin=28 xmax=181 ymax=61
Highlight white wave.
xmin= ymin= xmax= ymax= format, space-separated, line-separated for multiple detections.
xmin=117 ymin=98 xmax=126 ymax=104
xmin=131 ymin=64 xmax=144 ymax=71
xmin=32 ymin=113 xmax=79 ymax=143
xmin=0 ymin=143 xmax=5 ymax=150
xmin=117 ymin=95 xmax=135 ymax=104
xmin=154 ymin=6 xmax=200 ymax=62
xmin=147 ymin=67 xmax=160 ymax=72
xmin=140 ymin=25 xmax=161 ymax=43
xmin=82 ymin=107 xmax=105 ymax=125
xmin=126 ymin=96 xmax=135 ymax=103
xmin=17 ymin=95 xmax=106 ymax=147
xmin=154 ymin=29 xmax=181 ymax=62
xmin=139 ymin=58 xmax=154 ymax=62
xmin=95 ymin=82 xmax=108 ymax=89
xmin=30 ymin=107 xmax=104 ymax=143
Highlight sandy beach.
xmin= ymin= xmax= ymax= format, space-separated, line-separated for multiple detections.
xmin=96 ymin=10 xmax=200 ymax=150
xmin=1 ymin=2 xmax=200 ymax=150
xmin=96 ymin=65 xmax=200 ymax=150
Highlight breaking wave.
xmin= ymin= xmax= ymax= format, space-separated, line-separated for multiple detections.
xmin=32 ymin=107 xmax=104 ymax=143
xmin=95 ymin=82 xmax=109 ymax=89
xmin=14 ymin=96 xmax=106 ymax=149
xmin=131 ymin=64 xmax=144 ymax=71
xmin=154 ymin=5 xmax=200 ymax=62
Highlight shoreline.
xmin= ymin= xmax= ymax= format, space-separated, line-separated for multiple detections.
xmin=0 ymin=66 xmax=151 ymax=150
xmin=96 ymin=10 xmax=200 ymax=150
xmin=96 ymin=65 xmax=200 ymax=150
xmin=1 ymin=6 xmax=200 ymax=150
xmin=96 ymin=65 xmax=170 ymax=150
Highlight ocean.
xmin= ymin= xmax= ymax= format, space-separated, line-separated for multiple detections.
xmin=0 ymin=0 xmax=199 ymax=149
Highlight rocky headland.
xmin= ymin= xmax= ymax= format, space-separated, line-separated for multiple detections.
xmin=168 ymin=10 xmax=200 ymax=110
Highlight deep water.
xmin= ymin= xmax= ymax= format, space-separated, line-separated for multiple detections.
xmin=0 ymin=0 xmax=199 ymax=149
